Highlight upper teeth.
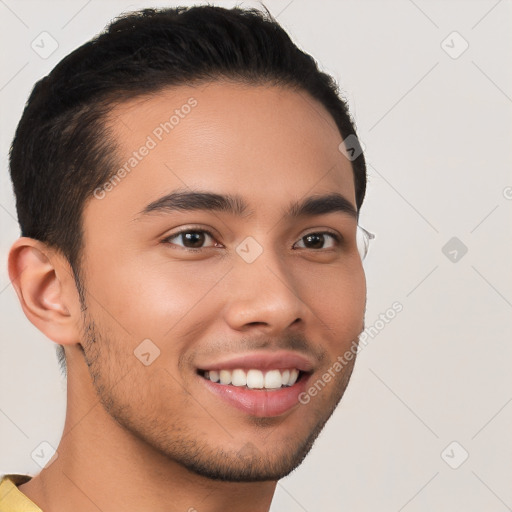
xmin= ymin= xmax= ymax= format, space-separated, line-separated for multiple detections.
xmin=204 ymin=368 xmax=300 ymax=389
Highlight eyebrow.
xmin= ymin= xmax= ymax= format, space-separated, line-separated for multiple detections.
xmin=134 ymin=189 xmax=358 ymax=221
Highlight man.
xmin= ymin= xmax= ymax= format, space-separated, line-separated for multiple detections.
xmin=1 ymin=4 xmax=371 ymax=511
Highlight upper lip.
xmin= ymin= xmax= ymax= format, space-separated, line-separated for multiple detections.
xmin=196 ymin=350 xmax=315 ymax=373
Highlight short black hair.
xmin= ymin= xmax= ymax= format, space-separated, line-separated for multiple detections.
xmin=9 ymin=4 xmax=367 ymax=376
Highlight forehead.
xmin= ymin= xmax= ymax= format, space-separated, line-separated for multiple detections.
xmin=87 ymin=81 xmax=356 ymax=225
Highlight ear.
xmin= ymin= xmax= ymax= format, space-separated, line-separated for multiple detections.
xmin=7 ymin=237 xmax=82 ymax=346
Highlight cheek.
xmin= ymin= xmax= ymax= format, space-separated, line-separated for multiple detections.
xmin=84 ymin=253 xmax=231 ymax=340
xmin=298 ymin=260 xmax=366 ymax=335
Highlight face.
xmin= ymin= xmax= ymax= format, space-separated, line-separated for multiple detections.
xmin=77 ymin=81 xmax=366 ymax=481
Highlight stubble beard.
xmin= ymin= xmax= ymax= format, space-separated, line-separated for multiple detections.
xmin=79 ymin=309 xmax=358 ymax=482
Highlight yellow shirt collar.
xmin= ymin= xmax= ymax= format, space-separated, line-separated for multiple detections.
xmin=0 ymin=474 xmax=42 ymax=512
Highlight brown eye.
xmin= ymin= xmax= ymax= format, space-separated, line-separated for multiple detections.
xmin=180 ymin=231 xmax=206 ymax=248
xmin=294 ymin=232 xmax=339 ymax=250
xmin=163 ymin=229 xmax=218 ymax=250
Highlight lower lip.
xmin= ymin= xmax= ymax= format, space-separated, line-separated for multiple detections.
xmin=199 ymin=372 xmax=312 ymax=417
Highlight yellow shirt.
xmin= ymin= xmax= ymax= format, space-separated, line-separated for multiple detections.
xmin=0 ymin=474 xmax=42 ymax=512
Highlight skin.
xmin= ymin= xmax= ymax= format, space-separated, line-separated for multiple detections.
xmin=8 ymin=81 xmax=366 ymax=512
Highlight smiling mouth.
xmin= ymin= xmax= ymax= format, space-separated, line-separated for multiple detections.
xmin=197 ymin=368 xmax=308 ymax=390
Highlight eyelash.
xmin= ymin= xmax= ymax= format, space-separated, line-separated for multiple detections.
xmin=161 ymin=227 xmax=342 ymax=252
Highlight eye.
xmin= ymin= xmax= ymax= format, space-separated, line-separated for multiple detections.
xmin=162 ymin=228 xmax=221 ymax=250
xmin=294 ymin=231 xmax=341 ymax=250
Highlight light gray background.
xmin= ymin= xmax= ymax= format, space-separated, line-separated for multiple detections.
xmin=1 ymin=1 xmax=511 ymax=510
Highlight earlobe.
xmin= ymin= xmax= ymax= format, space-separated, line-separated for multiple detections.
xmin=7 ymin=237 xmax=81 ymax=346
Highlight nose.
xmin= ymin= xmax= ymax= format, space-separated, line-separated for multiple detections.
xmin=222 ymin=243 xmax=309 ymax=335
